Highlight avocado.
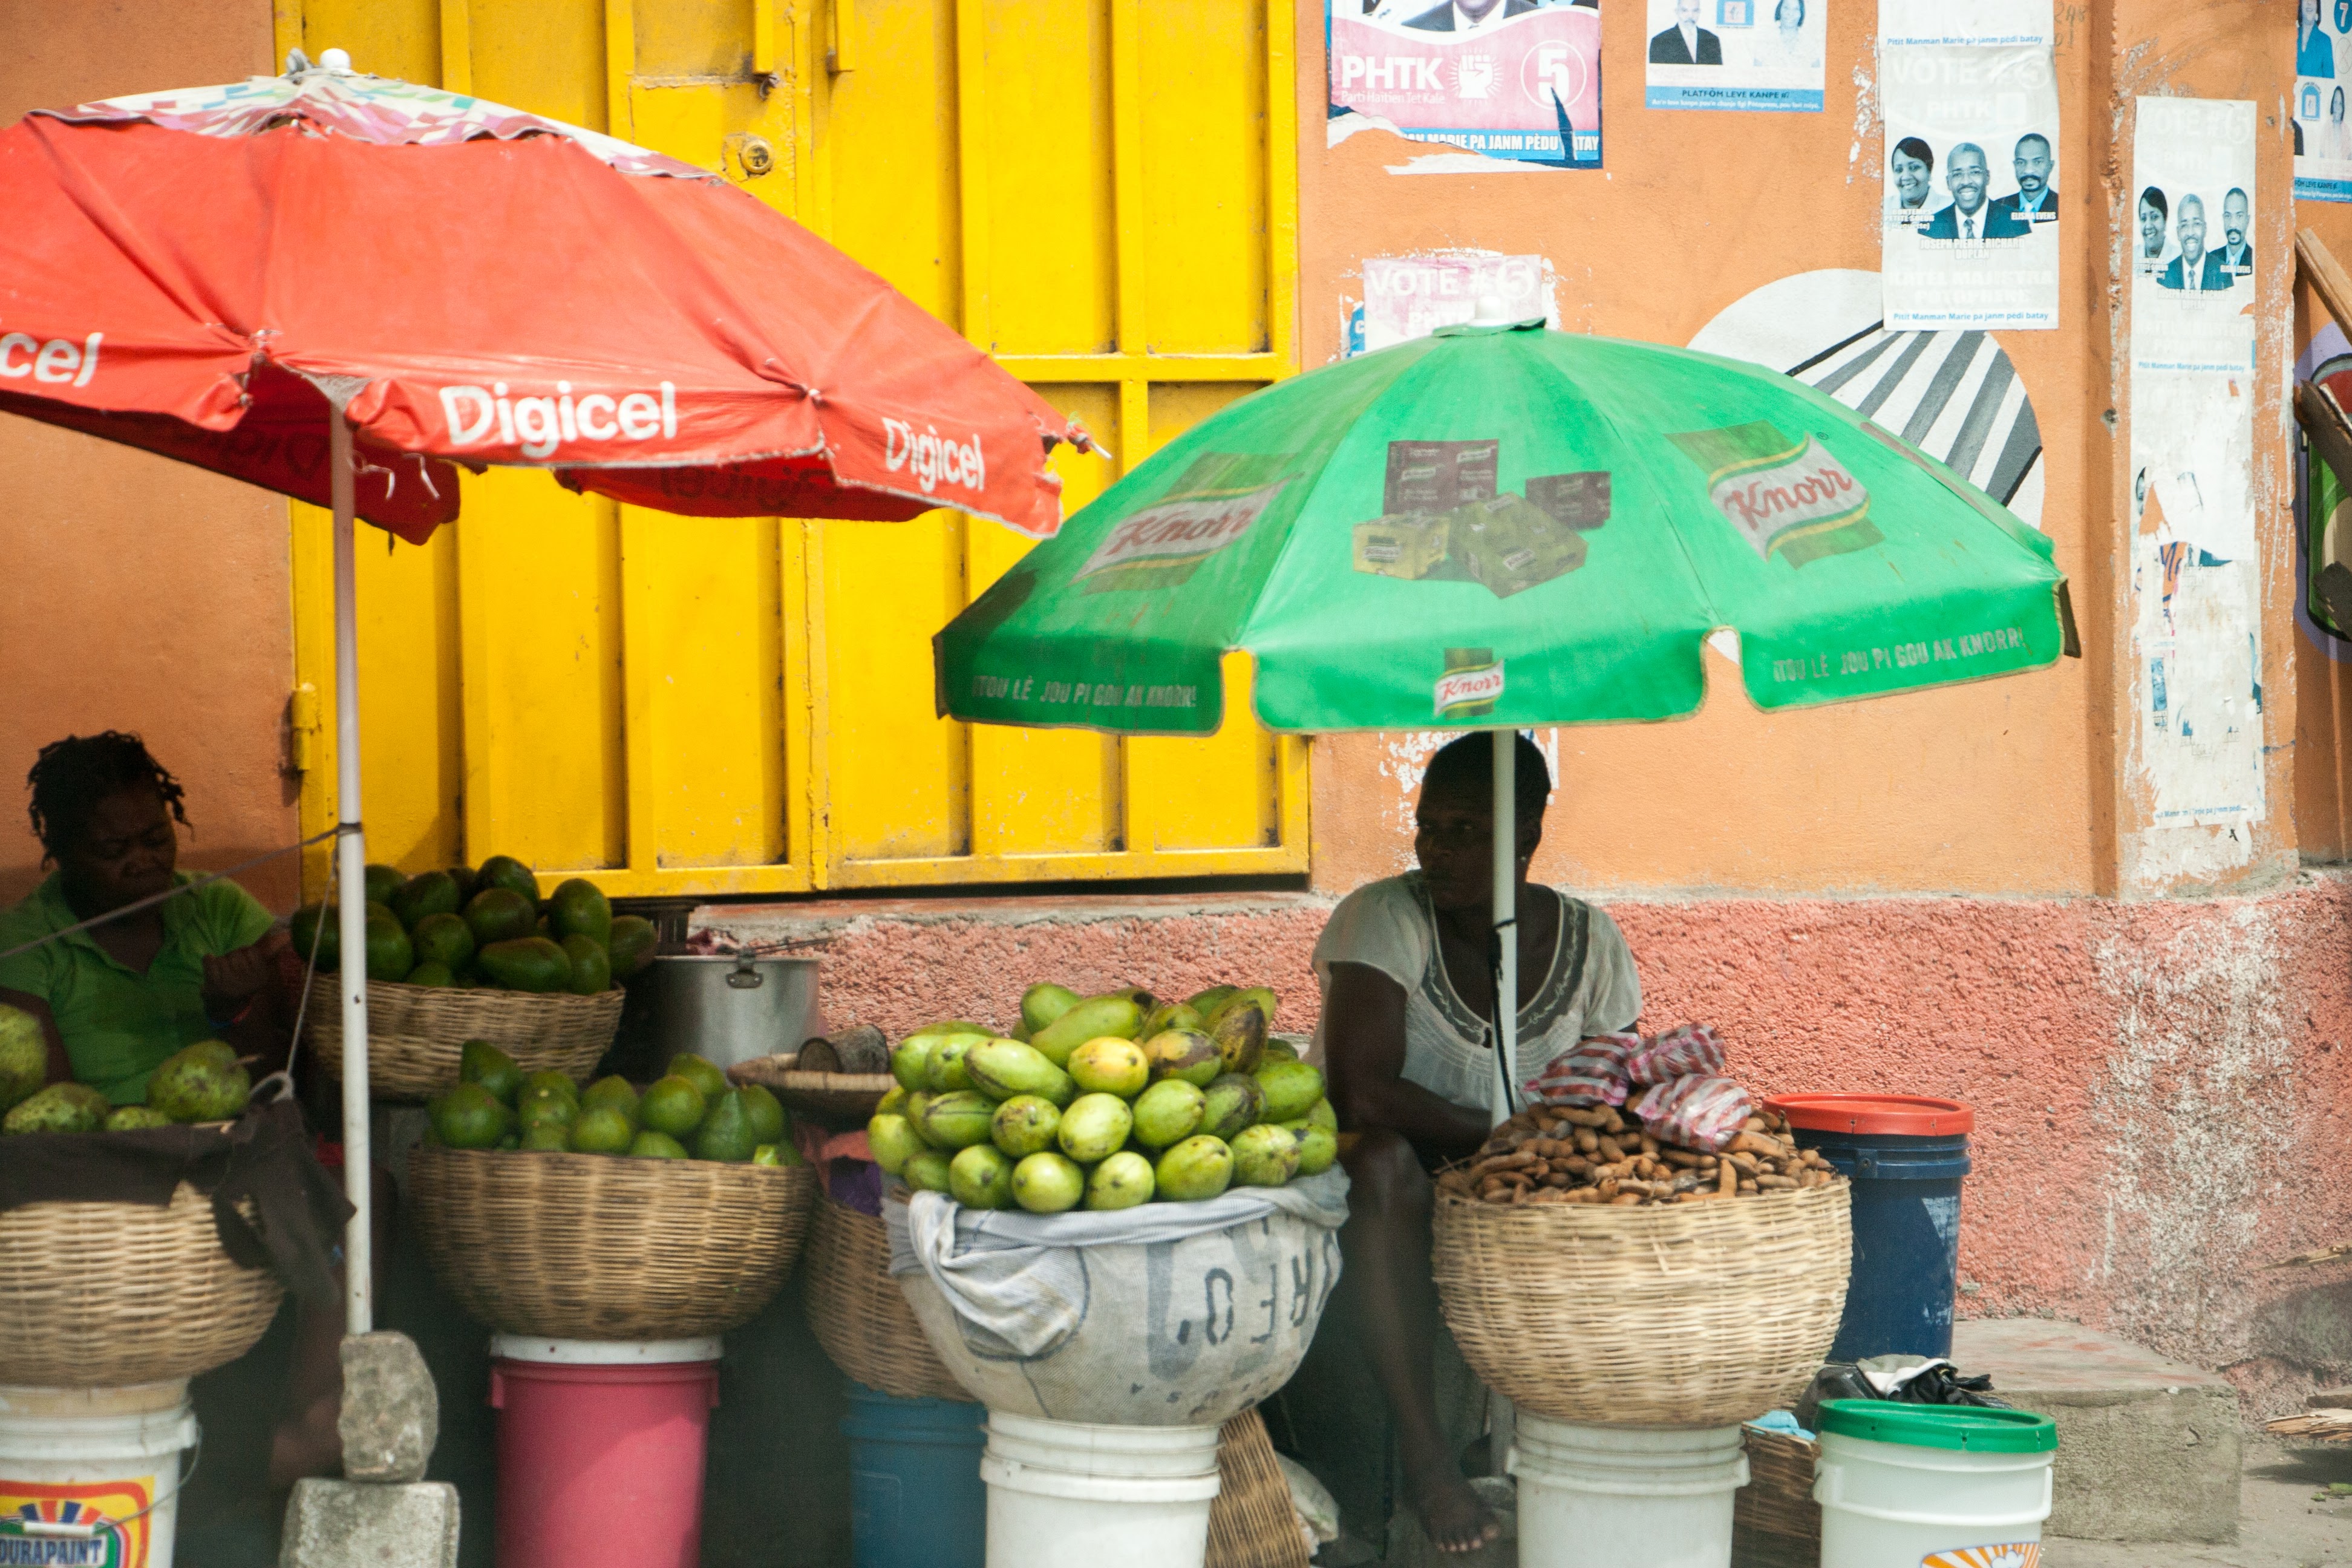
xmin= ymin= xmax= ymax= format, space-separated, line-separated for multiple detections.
xmin=364 ymin=909 xmax=414 ymax=983
xmin=459 ymin=1040 xmax=524 ymax=1103
xmin=445 ymin=864 xmax=481 ymax=905
xmin=463 ymin=887 xmax=537 ymax=948
xmin=607 ymin=915 xmax=658 ymax=979
xmin=362 ymin=863 xmax=405 ymax=906
xmin=428 ymin=1082 xmax=511 ymax=1150
xmin=388 ymin=870 xmax=461 ymax=929
xmin=693 ymin=1090 xmax=760 ymax=1163
xmin=410 ymin=911 xmax=475 ymax=972
xmin=560 ymin=933 xmax=610 ymax=996
xmin=548 ymin=878 xmax=612 ymax=945
xmin=405 ymin=960 xmax=455 ymax=987
xmin=477 ymin=937 xmax=573 ymax=994
xmin=288 ymin=902 xmax=341 ymax=969
xmin=475 ymin=855 xmax=539 ymax=903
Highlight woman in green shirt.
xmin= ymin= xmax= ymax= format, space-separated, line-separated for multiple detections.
xmin=0 ymin=732 xmax=289 ymax=1097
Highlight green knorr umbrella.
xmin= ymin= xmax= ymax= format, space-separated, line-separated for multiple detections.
xmin=936 ymin=307 xmax=2074 ymax=1119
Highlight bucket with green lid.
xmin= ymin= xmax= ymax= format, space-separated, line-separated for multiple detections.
xmin=1813 ymin=1400 xmax=2058 ymax=1568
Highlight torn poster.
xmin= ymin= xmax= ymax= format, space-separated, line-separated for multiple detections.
xmin=2129 ymin=96 xmax=2265 ymax=836
xmin=1345 ymin=253 xmax=1560 ymax=356
xmin=1644 ymin=0 xmax=1824 ymax=112
xmin=1880 ymin=47 xmax=2060 ymax=329
xmin=1327 ymin=1 xmax=1602 ymax=167
xmin=1879 ymin=0 xmax=2051 ymax=45
xmin=2294 ymin=0 xmax=2352 ymax=201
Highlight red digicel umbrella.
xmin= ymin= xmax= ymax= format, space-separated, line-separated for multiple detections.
xmin=0 ymin=54 xmax=1092 ymax=1336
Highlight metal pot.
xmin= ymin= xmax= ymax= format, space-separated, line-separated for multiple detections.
xmin=627 ymin=951 xmax=822 ymax=1074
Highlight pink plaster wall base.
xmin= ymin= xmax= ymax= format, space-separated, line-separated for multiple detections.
xmin=701 ymin=876 xmax=2352 ymax=1407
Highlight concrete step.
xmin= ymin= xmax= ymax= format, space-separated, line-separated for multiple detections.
xmin=1952 ymin=1318 xmax=2241 ymax=1545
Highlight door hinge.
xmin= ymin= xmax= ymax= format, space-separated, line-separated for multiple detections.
xmin=290 ymin=683 xmax=321 ymax=772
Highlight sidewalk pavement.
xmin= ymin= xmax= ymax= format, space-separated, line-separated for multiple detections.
xmin=2045 ymin=1437 xmax=2352 ymax=1567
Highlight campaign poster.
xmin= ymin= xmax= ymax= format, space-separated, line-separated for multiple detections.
xmin=1880 ymin=47 xmax=2060 ymax=329
xmin=2293 ymin=0 xmax=2352 ymax=201
xmin=1643 ymin=0 xmax=1824 ymax=111
xmin=1348 ymin=252 xmax=1560 ymax=355
xmin=1327 ymin=1 xmax=1603 ymax=167
xmin=1878 ymin=0 xmax=2050 ymax=45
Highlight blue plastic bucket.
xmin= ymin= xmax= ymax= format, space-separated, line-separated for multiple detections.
xmin=1768 ymin=1095 xmax=1973 ymax=1361
xmin=841 ymin=1383 xmax=987 ymax=1568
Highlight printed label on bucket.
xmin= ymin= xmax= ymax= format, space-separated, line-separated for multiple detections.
xmin=0 ymin=1480 xmax=154 ymax=1568
xmin=1922 ymin=1546 xmax=2039 ymax=1568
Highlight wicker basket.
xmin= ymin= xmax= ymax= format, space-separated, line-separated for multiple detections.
xmin=730 ymin=1053 xmax=895 ymax=1123
xmin=1431 ymin=1182 xmax=1851 ymax=1426
xmin=1207 ymin=1407 xmax=1311 ymax=1568
xmin=407 ymin=1146 xmax=814 ymax=1338
xmin=801 ymin=1198 xmax=972 ymax=1402
xmin=305 ymin=978 xmax=624 ymax=1100
xmin=1733 ymin=1425 xmax=1821 ymax=1568
xmin=0 ymin=1183 xmax=284 ymax=1387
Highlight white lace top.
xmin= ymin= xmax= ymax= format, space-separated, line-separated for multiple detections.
xmin=1310 ymin=872 xmax=1642 ymax=1116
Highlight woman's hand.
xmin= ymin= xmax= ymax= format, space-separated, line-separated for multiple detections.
xmin=201 ymin=929 xmax=290 ymax=1021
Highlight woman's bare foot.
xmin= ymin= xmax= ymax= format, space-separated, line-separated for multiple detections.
xmin=267 ymin=1390 xmax=342 ymax=1489
xmin=1406 ymin=1456 xmax=1503 ymax=1554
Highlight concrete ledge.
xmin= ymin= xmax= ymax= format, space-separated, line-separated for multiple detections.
xmin=1953 ymin=1318 xmax=2240 ymax=1544
xmin=280 ymin=1478 xmax=460 ymax=1568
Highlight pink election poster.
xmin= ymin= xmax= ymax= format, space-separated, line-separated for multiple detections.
xmin=1327 ymin=2 xmax=1603 ymax=167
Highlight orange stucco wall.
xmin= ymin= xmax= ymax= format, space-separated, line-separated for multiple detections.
xmin=1298 ymin=0 xmax=2302 ymax=903
xmin=0 ymin=0 xmax=295 ymax=912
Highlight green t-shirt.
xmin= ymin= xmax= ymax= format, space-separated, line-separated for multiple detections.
xmin=0 ymin=871 xmax=275 ymax=1104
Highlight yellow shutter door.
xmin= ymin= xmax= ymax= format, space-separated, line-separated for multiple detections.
xmin=286 ymin=0 xmax=1305 ymax=899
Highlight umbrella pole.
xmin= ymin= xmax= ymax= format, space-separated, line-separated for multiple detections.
xmin=1491 ymin=727 xmax=1518 ymax=1129
xmin=329 ymin=409 xmax=374 ymax=1337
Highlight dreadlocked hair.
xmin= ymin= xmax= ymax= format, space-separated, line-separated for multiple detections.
xmin=26 ymin=732 xmax=189 ymax=863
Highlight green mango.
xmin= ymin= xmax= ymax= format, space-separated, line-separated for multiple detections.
xmin=918 ymin=1090 xmax=999 ymax=1151
xmin=693 ymin=1089 xmax=760 ymax=1162
xmin=667 ymin=1053 xmax=730 ymax=1102
xmin=1009 ymin=1151 xmax=1085 ymax=1213
xmin=475 ymin=855 xmax=540 ymax=903
xmin=1184 ymin=984 xmax=1239 ymax=1016
xmin=1230 ymin=1123 xmax=1300 ymax=1187
xmin=409 ymin=912 xmax=475 ymax=973
xmin=405 ymin=960 xmax=455 ymax=988
xmin=1155 ymin=1135 xmax=1235 ymax=1202
xmin=288 ymin=902 xmax=341 ymax=969
xmin=965 ymin=1039 xmax=1076 ymax=1106
xmin=1208 ymin=986 xmax=1279 ymax=1030
xmin=4 ymin=1082 xmax=108 ymax=1135
xmin=1200 ymin=1073 xmax=1266 ymax=1142
xmin=548 ymin=877 xmax=613 ymax=945
xmin=459 ymin=1040 xmax=524 ymax=1103
xmin=890 ymin=1035 xmax=939 ymax=1093
xmin=1028 ymin=995 xmax=1143 ymax=1067
xmin=739 ymin=1083 xmax=788 ymax=1146
xmin=1085 ymin=1151 xmax=1156 ymax=1210
xmin=629 ymin=1129 xmax=690 ymax=1160
xmin=990 ymin=1095 xmax=1062 ymax=1159
xmin=1140 ymin=1001 xmax=1205 ymax=1039
xmin=1068 ymin=1037 xmax=1149 ymax=1098
xmin=388 ymin=870 xmax=462 ymax=929
xmin=639 ymin=1074 xmax=707 ymax=1138
xmin=607 ymin=915 xmax=658 ymax=979
xmin=867 ymin=1112 xmax=926 ymax=1175
xmin=1143 ymin=1029 xmax=1221 ymax=1088
xmin=560 ymin=933 xmax=611 ymax=996
xmin=925 ymin=1034 xmax=986 ymax=1093
xmin=362 ymin=863 xmax=405 ymax=906
xmin=753 ymin=1143 xmax=801 ymax=1167
xmin=903 ymin=1148 xmax=955 ymax=1193
xmin=903 ymin=1091 xmax=938 ymax=1143
xmin=949 ymin=1144 xmax=1016 ymax=1208
xmin=1293 ymin=1124 xmax=1338 ymax=1176
xmin=1261 ymin=1039 xmax=1299 ymax=1062
xmin=1207 ymin=1002 xmax=1267 ymax=1076
xmin=1252 ymin=1060 xmax=1325 ymax=1124
xmin=428 ymin=1082 xmax=512 ymax=1150
xmin=875 ymin=1084 xmax=908 ymax=1117
xmin=463 ymin=887 xmax=538 ymax=949
xmin=569 ymin=1103 xmax=636 ymax=1153
xmin=1056 ymin=1093 xmax=1134 ymax=1163
xmin=364 ymin=908 xmax=414 ymax=983
xmin=477 ymin=937 xmax=572 ymax=993
xmin=1131 ymin=1079 xmax=1206 ymax=1149
xmin=1019 ymin=982 xmax=1082 ymax=1036
xmin=104 ymin=1105 xmax=174 ymax=1132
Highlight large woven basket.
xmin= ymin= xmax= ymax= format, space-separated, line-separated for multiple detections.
xmin=1431 ymin=1182 xmax=1851 ymax=1426
xmin=408 ymin=1146 xmax=814 ymax=1338
xmin=0 ymin=1183 xmax=284 ymax=1387
xmin=1207 ymin=1407 xmax=1311 ymax=1568
xmin=730 ymin=1053 xmax=895 ymax=1124
xmin=801 ymin=1198 xmax=971 ymax=1402
xmin=305 ymin=978 xmax=624 ymax=1100
xmin=1732 ymin=1424 xmax=1821 ymax=1568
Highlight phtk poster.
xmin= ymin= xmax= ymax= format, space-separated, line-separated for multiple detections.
xmin=1880 ymin=45 xmax=2060 ymax=330
xmin=1327 ymin=0 xmax=1602 ymax=167
xmin=2295 ymin=0 xmax=2352 ymax=201
xmin=2128 ymin=96 xmax=2264 ymax=832
xmin=1643 ymin=0 xmax=1824 ymax=112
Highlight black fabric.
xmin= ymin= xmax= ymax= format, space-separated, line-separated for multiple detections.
xmin=1795 ymin=1357 xmax=2010 ymax=1430
xmin=0 ymin=1098 xmax=351 ymax=1303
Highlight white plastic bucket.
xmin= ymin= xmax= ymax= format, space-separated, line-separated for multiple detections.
xmin=980 ymin=1412 xmax=1222 ymax=1568
xmin=0 ymin=1382 xmax=200 ymax=1568
xmin=1812 ymin=1400 xmax=2057 ymax=1568
xmin=1509 ymin=1416 xmax=1748 ymax=1568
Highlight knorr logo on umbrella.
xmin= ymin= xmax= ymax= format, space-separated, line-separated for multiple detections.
xmin=1667 ymin=421 xmax=1883 ymax=567
xmin=1078 ymin=453 xmax=1292 ymax=592
xmin=1435 ymin=648 xmax=1503 ymax=717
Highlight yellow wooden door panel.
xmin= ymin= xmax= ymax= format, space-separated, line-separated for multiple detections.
xmin=1141 ymin=0 xmax=1269 ymax=354
xmin=822 ymin=0 xmax=961 ymax=315
xmin=454 ymin=469 xmax=627 ymax=874
xmin=292 ymin=0 xmax=438 ymax=82
xmin=466 ymin=3 xmax=614 ymax=133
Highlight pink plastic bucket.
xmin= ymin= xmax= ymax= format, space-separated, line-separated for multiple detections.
xmin=489 ymin=1336 xmax=721 ymax=1568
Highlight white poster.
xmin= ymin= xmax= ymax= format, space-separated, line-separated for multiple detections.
xmin=1644 ymin=0 xmax=1824 ymax=111
xmin=1348 ymin=253 xmax=1560 ymax=356
xmin=1881 ymin=47 xmax=2061 ymax=329
xmin=2293 ymin=0 xmax=2352 ymax=201
xmin=2128 ymin=96 xmax=2265 ymax=835
xmin=1880 ymin=0 xmax=2050 ymax=45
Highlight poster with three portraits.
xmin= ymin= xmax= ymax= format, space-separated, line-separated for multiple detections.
xmin=1879 ymin=0 xmax=2059 ymax=330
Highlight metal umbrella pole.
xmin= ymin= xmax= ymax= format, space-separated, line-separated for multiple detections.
xmin=328 ymin=407 xmax=373 ymax=1336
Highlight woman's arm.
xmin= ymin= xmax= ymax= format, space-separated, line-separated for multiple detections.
xmin=202 ymin=930 xmax=294 ymax=1074
xmin=0 ymin=987 xmax=72 ymax=1086
xmin=1322 ymin=961 xmax=1489 ymax=1157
